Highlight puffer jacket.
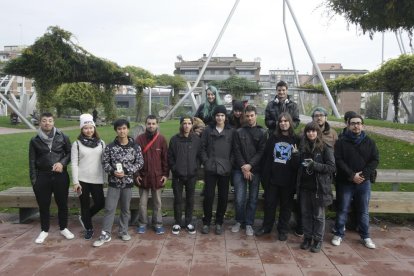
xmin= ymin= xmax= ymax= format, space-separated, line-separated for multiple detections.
xmin=29 ymin=128 xmax=71 ymax=185
xmin=297 ymin=143 xmax=336 ymax=207
xmin=201 ymin=124 xmax=235 ymax=176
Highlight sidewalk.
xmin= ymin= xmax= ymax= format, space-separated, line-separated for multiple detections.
xmin=0 ymin=214 xmax=413 ymax=275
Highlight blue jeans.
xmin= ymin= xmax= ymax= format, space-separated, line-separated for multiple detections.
xmin=233 ymin=170 xmax=260 ymax=226
xmin=335 ymin=181 xmax=371 ymax=239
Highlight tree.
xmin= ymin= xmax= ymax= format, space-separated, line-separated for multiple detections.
xmin=54 ymin=82 xmax=98 ymax=114
xmin=209 ymin=75 xmax=261 ymax=100
xmin=4 ymin=26 xmax=131 ymax=111
xmin=365 ymin=93 xmax=390 ymax=120
xmin=124 ymin=66 xmax=155 ymax=122
xmin=155 ymin=74 xmax=187 ymax=105
xmin=324 ymin=0 xmax=414 ymax=41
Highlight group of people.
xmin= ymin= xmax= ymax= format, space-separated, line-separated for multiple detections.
xmin=28 ymin=80 xmax=379 ymax=253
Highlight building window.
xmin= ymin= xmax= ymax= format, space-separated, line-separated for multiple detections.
xmin=184 ymin=71 xmax=198 ymax=75
xmin=330 ymin=74 xmax=336 ymax=79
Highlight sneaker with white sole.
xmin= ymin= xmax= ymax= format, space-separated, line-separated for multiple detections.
xmin=120 ymin=233 xmax=131 ymax=241
xmin=245 ymin=225 xmax=254 ymax=236
xmin=60 ymin=228 xmax=75 ymax=240
xmin=363 ymin=238 xmax=376 ymax=249
xmin=35 ymin=231 xmax=48 ymax=244
xmin=231 ymin=222 xmax=241 ymax=233
xmin=186 ymin=224 xmax=196 ymax=234
xmin=93 ymin=231 xmax=111 ymax=247
xmin=331 ymin=235 xmax=342 ymax=246
xmin=172 ymin=224 xmax=181 ymax=235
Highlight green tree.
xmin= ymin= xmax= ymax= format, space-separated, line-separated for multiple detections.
xmin=210 ymin=75 xmax=261 ymax=100
xmin=324 ymin=0 xmax=414 ymax=40
xmin=365 ymin=93 xmax=390 ymax=120
xmin=4 ymin=26 xmax=131 ymax=112
xmin=124 ymin=66 xmax=155 ymax=122
xmin=155 ymin=74 xmax=187 ymax=105
xmin=54 ymin=82 xmax=98 ymax=114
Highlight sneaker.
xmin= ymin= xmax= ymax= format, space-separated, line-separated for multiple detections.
xmin=60 ymin=228 xmax=75 ymax=240
xmin=120 ymin=233 xmax=131 ymax=241
xmin=172 ymin=224 xmax=181 ymax=235
xmin=294 ymin=228 xmax=304 ymax=237
xmin=331 ymin=235 xmax=342 ymax=246
xmin=231 ymin=222 xmax=241 ymax=233
xmin=278 ymin=232 xmax=288 ymax=241
xmin=35 ymin=231 xmax=48 ymax=244
xmin=311 ymin=240 xmax=322 ymax=253
xmin=78 ymin=215 xmax=86 ymax=230
xmin=201 ymin=225 xmax=210 ymax=234
xmin=245 ymin=225 xmax=254 ymax=236
xmin=84 ymin=229 xmax=94 ymax=240
xmin=255 ymin=228 xmax=271 ymax=237
xmin=363 ymin=238 xmax=376 ymax=249
xmin=186 ymin=224 xmax=196 ymax=235
xmin=155 ymin=226 xmax=165 ymax=235
xmin=215 ymin=224 xmax=223 ymax=235
xmin=300 ymin=238 xmax=312 ymax=250
xmin=137 ymin=225 xmax=146 ymax=234
xmin=93 ymin=231 xmax=111 ymax=247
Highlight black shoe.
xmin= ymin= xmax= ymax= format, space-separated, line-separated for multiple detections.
xmin=294 ymin=228 xmax=304 ymax=237
xmin=278 ymin=232 xmax=288 ymax=241
xmin=84 ymin=229 xmax=94 ymax=240
xmin=201 ymin=225 xmax=210 ymax=234
xmin=300 ymin=237 xmax=312 ymax=250
xmin=255 ymin=228 xmax=271 ymax=237
xmin=311 ymin=240 xmax=322 ymax=253
xmin=215 ymin=224 xmax=223 ymax=235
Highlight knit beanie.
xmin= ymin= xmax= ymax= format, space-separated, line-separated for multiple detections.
xmin=79 ymin=113 xmax=96 ymax=129
xmin=232 ymin=100 xmax=244 ymax=112
xmin=213 ymin=105 xmax=227 ymax=117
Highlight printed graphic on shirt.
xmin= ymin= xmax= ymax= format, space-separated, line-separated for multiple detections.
xmin=273 ymin=142 xmax=292 ymax=164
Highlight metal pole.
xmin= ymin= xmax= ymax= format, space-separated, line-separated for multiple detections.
xmin=149 ymin=87 xmax=152 ymax=115
xmin=284 ymin=0 xmax=340 ymax=118
xmin=0 ymin=92 xmax=36 ymax=130
xmin=399 ymin=30 xmax=407 ymax=54
xmin=161 ymin=0 xmax=240 ymax=122
xmin=381 ymin=32 xmax=384 ymax=119
xmin=282 ymin=0 xmax=305 ymax=114
xmin=395 ymin=31 xmax=404 ymax=54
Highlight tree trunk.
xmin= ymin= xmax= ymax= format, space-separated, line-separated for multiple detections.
xmin=101 ymin=85 xmax=116 ymax=123
xmin=392 ymin=91 xmax=400 ymax=123
xmin=135 ymin=88 xmax=144 ymax=122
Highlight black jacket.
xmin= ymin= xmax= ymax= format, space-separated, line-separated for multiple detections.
xmin=297 ymin=143 xmax=336 ymax=207
xmin=201 ymin=124 xmax=235 ymax=176
xmin=265 ymin=97 xmax=300 ymax=130
xmin=168 ymin=133 xmax=202 ymax=178
xmin=29 ymin=129 xmax=71 ymax=185
xmin=233 ymin=125 xmax=267 ymax=173
xmin=334 ymin=131 xmax=379 ymax=184
xmin=194 ymin=103 xmax=215 ymax=125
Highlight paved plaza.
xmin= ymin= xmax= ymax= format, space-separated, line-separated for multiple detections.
xmin=0 ymin=214 xmax=413 ymax=275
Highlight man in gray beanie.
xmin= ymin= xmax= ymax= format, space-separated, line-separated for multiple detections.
xmin=312 ymin=107 xmax=338 ymax=148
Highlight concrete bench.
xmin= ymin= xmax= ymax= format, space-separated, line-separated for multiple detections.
xmin=0 ymin=169 xmax=413 ymax=223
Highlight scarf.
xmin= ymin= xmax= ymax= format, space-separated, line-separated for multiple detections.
xmin=38 ymin=127 xmax=56 ymax=150
xmin=78 ymin=134 xmax=100 ymax=148
xmin=344 ymin=129 xmax=366 ymax=145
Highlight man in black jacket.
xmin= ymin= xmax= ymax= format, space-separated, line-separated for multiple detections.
xmin=168 ymin=116 xmax=202 ymax=235
xmin=265 ymin=80 xmax=300 ymax=134
xmin=29 ymin=112 xmax=73 ymax=244
xmin=231 ymin=105 xmax=266 ymax=236
xmin=332 ymin=114 xmax=379 ymax=249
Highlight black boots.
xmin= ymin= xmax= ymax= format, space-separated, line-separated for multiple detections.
xmin=300 ymin=238 xmax=312 ymax=250
xmin=311 ymin=240 xmax=322 ymax=253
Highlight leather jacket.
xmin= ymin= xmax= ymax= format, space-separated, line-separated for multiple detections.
xmin=29 ymin=129 xmax=71 ymax=185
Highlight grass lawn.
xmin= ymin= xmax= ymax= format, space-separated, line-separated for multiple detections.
xmin=0 ymin=117 xmax=413 ymax=191
xmin=328 ymin=116 xmax=414 ymax=131
xmin=0 ymin=116 xmax=81 ymax=129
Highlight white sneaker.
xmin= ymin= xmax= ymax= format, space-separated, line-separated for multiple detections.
xmin=231 ymin=222 xmax=241 ymax=233
xmin=245 ymin=225 xmax=254 ymax=236
xmin=93 ymin=231 xmax=111 ymax=247
xmin=120 ymin=233 xmax=131 ymax=241
xmin=35 ymin=231 xmax=48 ymax=244
xmin=60 ymin=228 xmax=75 ymax=240
xmin=172 ymin=224 xmax=181 ymax=235
xmin=331 ymin=235 xmax=342 ymax=246
xmin=363 ymin=238 xmax=376 ymax=249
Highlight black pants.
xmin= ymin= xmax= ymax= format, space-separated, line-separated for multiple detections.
xmin=300 ymin=189 xmax=325 ymax=242
xmin=79 ymin=181 xmax=105 ymax=230
xmin=262 ymin=184 xmax=295 ymax=234
xmin=202 ymin=173 xmax=230 ymax=226
xmin=172 ymin=176 xmax=196 ymax=226
xmin=33 ymin=171 xmax=70 ymax=232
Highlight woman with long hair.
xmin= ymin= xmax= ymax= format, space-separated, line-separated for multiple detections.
xmin=72 ymin=114 xmax=106 ymax=240
xmin=298 ymin=122 xmax=336 ymax=253
xmin=194 ymin=85 xmax=223 ymax=125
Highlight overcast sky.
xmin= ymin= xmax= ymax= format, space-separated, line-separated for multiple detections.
xmin=1 ymin=0 xmax=410 ymax=76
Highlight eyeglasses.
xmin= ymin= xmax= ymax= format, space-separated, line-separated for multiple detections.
xmin=349 ymin=122 xmax=362 ymax=126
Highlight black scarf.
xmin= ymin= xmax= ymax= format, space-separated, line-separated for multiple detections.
xmin=78 ymin=134 xmax=100 ymax=148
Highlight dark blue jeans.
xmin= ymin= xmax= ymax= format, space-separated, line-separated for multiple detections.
xmin=335 ymin=181 xmax=371 ymax=239
xmin=233 ymin=170 xmax=260 ymax=226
